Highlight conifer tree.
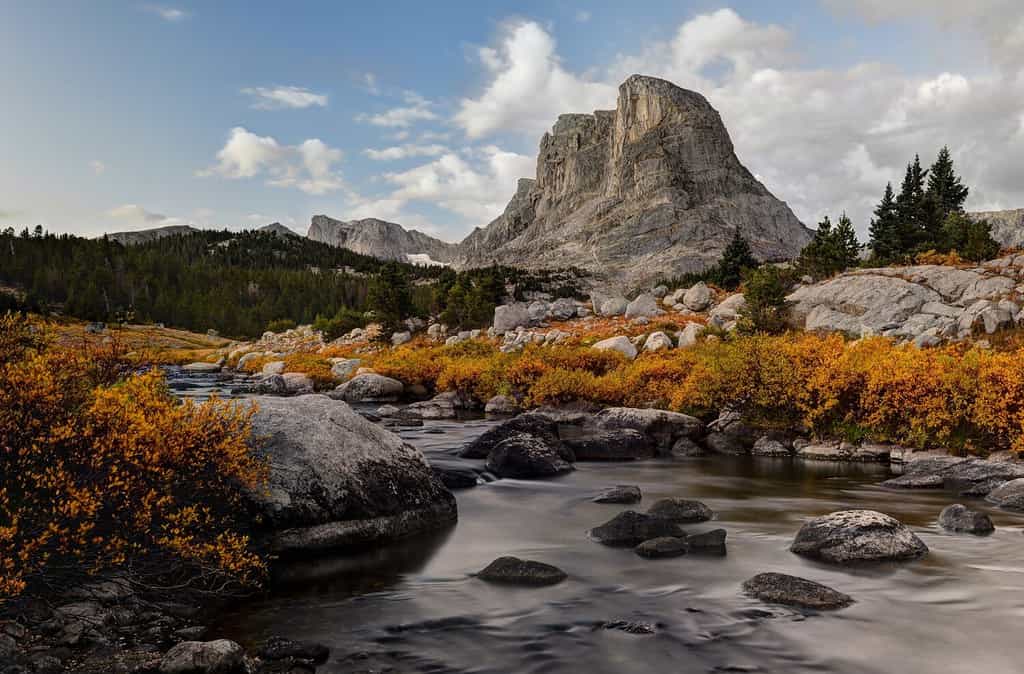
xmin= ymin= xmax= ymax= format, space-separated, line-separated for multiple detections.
xmin=834 ymin=212 xmax=861 ymax=267
xmin=869 ymin=182 xmax=900 ymax=261
xmin=895 ymin=155 xmax=928 ymax=253
xmin=716 ymin=228 xmax=757 ymax=289
xmin=926 ymin=146 xmax=969 ymax=216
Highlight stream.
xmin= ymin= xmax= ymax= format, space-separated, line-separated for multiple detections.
xmin=170 ymin=368 xmax=1024 ymax=673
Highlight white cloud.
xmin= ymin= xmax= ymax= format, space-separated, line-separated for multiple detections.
xmin=89 ymin=160 xmax=105 ymax=175
xmin=356 ymin=91 xmax=438 ymax=128
xmin=454 ymin=21 xmax=616 ymax=138
xmin=242 ymin=85 xmax=328 ymax=110
xmin=383 ymin=146 xmax=534 ymax=224
xmin=199 ymin=127 xmax=344 ymax=195
xmin=363 ymin=144 xmax=449 ymax=161
xmin=143 ymin=5 xmax=190 ymax=22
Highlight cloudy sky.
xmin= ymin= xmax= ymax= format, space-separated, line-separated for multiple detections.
xmin=3 ymin=1 xmax=1024 ymax=241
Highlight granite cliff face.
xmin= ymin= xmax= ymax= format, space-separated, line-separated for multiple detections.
xmin=458 ymin=75 xmax=811 ymax=286
xmin=969 ymin=209 xmax=1024 ymax=248
xmin=307 ymin=215 xmax=457 ymax=265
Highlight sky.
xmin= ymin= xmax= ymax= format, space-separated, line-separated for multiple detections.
xmin=2 ymin=1 xmax=1024 ymax=242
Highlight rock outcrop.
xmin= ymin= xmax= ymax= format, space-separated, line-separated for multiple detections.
xmin=245 ymin=395 xmax=457 ymax=554
xmin=788 ymin=256 xmax=1024 ymax=342
xmin=307 ymin=215 xmax=457 ymax=265
xmin=456 ymin=75 xmax=811 ymax=287
xmin=743 ymin=573 xmax=853 ymax=610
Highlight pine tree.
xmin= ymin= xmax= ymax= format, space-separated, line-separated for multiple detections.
xmin=926 ymin=146 xmax=969 ymax=216
xmin=367 ymin=262 xmax=414 ymax=339
xmin=895 ymin=155 xmax=928 ymax=253
xmin=869 ymin=182 xmax=901 ymax=261
xmin=834 ymin=212 xmax=861 ymax=267
xmin=715 ymin=228 xmax=757 ymax=289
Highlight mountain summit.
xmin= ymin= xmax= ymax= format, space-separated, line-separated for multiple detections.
xmin=310 ymin=75 xmax=812 ymax=284
xmin=456 ymin=75 xmax=811 ymax=285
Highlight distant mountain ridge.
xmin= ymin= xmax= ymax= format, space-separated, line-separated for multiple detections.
xmin=103 ymin=225 xmax=199 ymax=246
xmin=306 ymin=215 xmax=458 ymax=266
xmin=101 ymin=222 xmax=298 ymax=246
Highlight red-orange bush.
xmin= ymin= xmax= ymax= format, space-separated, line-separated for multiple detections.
xmin=0 ymin=313 xmax=267 ymax=601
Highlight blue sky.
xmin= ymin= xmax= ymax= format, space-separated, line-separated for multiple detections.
xmin=3 ymin=1 xmax=1023 ymax=240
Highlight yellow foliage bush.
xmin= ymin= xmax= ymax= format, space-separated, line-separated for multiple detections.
xmin=0 ymin=313 xmax=267 ymax=601
xmin=282 ymin=353 xmax=334 ymax=389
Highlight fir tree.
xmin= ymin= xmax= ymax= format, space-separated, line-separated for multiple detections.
xmin=895 ymin=155 xmax=928 ymax=253
xmin=715 ymin=228 xmax=757 ymax=289
xmin=926 ymin=146 xmax=969 ymax=216
xmin=869 ymin=182 xmax=900 ymax=261
xmin=833 ymin=212 xmax=861 ymax=267
xmin=367 ymin=262 xmax=413 ymax=338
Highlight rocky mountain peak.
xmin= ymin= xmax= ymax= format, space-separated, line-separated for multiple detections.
xmin=307 ymin=215 xmax=457 ymax=265
xmin=456 ymin=74 xmax=811 ymax=287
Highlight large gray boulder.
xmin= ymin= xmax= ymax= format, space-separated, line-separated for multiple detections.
xmin=598 ymin=296 xmax=629 ymax=317
xmin=247 ymin=395 xmax=456 ymax=554
xmin=683 ymin=282 xmax=713 ymax=311
xmin=493 ymin=303 xmax=532 ymax=334
xmin=595 ymin=407 xmax=703 ymax=453
xmin=883 ymin=457 xmax=1024 ymax=495
xmin=790 ymin=510 xmax=927 ymax=564
xmin=330 ymin=373 xmax=404 ymax=403
xmin=591 ymin=335 xmax=638 ymax=359
xmin=159 ymin=640 xmax=246 ymax=674
xmin=625 ymin=293 xmax=664 ymax=319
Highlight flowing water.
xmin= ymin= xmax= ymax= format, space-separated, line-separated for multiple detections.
xmin=173 ymin=371 xmax=1024 ymax=673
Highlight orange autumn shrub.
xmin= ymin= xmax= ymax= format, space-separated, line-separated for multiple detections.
xmin=282 ymin=353 xmax=334 ymax=389
xmin=971 ymin=349 xmax=1024 ymax=453
xmin=371 ymin=344 xmax=448 ymax=386
xmin=0 ymin=313 xmax=267 ymax=602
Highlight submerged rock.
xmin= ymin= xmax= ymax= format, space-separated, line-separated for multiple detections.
xmin=938 ymin=504 xmax=995 ymax=534
xmin=647 ymin=498 xmax=714 ymax=523
xmin=598 ymin=620 xmax=657 ymax=635
xmin=743 ymin=573 xmax=853 ymax=610
xmin=257 ymin=636 xmax=330 ymax=664
xmin=459 ymin=413 xmax=566 ymax=460
xmin=790 ymin=510 xmax=927 ymax=564
xmin=634 ymin=536 xmax=688 ymax=559
xmin=590 ymin=511 xmax=684 ymax=547
xmin=593 ymin=485 xmax=642 ymax=504
xmin=686 ymin=528 xmax=728 ymax=554
xmin=485 ymin=433 xmax=574 ymax=479
xmin=559 ymin=427 xmax=654 ymax=461
xmin=246 ymin=395 xmax=456 ymax=555
xmin=476 ymin=556 xmax=567 ymax=586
